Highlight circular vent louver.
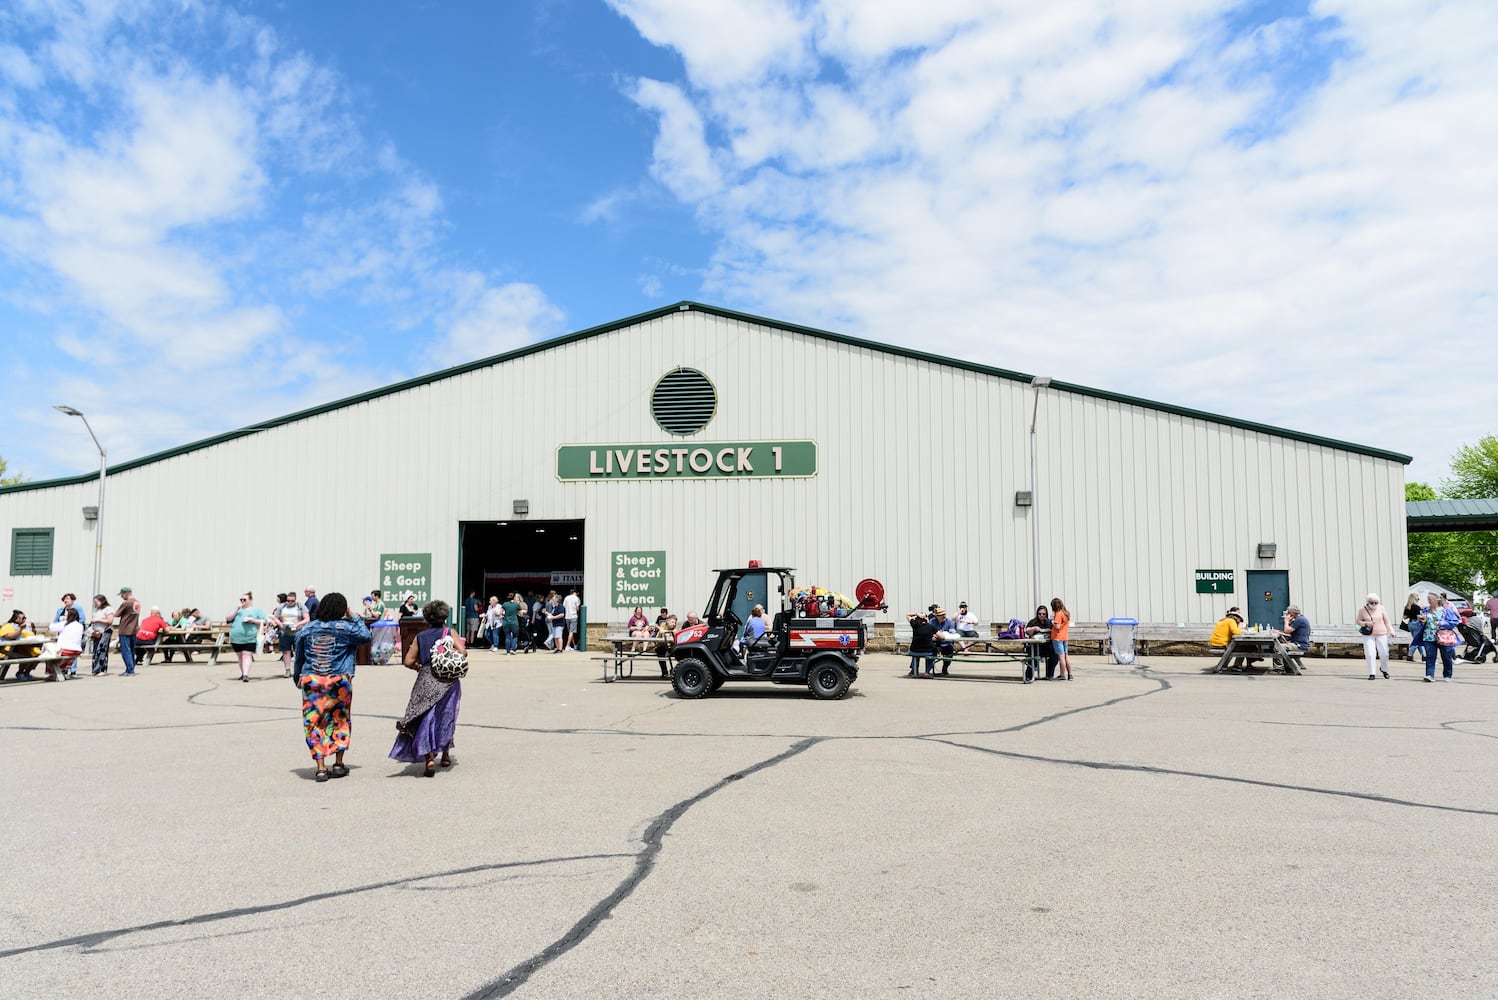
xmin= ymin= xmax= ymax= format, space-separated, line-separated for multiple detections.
xmin=651 ymin=367 xmax=717 ymax=435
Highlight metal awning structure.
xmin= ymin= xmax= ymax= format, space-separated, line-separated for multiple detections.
xmin=1407 ymin=499 xmax=1498 ymax=533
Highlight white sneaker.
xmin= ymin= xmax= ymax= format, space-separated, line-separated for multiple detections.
xmin=1443 ymin=677 xmax=1452 ymax=682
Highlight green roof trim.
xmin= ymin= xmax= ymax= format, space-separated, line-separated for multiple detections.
xmin=1406 ymin=499 xmax=1498 ymax=532
xmin=1 ymin=300 xmax=1411 ymax=496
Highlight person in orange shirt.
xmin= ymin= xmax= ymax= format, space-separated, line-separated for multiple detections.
xmin=1050 ymin=597 xmax=1073 ymax=680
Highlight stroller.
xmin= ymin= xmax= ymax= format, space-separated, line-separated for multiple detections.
xmin=1457 ymin=620 xmax=1493 ymax=663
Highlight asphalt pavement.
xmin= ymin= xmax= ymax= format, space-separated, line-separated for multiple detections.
xmin=2 ymin=648 xmax=1495 ymax=999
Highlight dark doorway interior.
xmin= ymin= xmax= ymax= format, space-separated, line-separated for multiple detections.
xmin=459 ymin=519 xmax=585 ymax=605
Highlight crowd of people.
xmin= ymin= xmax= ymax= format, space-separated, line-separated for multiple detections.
xmin=1207 ymin=590 xmax=1483 ymax=681
xmin=463 ymin=588 xmax=583 ymax=655
xmin=903 ymin=598 xmax=1072 ymax=679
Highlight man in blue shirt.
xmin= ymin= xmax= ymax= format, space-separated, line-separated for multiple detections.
xmin=1277 ymin=605 xmax=1312 ymax=650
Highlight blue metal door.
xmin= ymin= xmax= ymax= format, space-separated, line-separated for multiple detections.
xmin=1245 ymin=571 xmax=1290 ymax=630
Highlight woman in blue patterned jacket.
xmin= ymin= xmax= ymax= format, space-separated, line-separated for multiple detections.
xmin=292 ymin=593 xmax=372 ymax=783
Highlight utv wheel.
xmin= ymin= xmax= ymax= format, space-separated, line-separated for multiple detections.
xmin=808 ymin=660 xmax=850 ymax=700
xmin=672 ymin=658 xmax=712 ymax=699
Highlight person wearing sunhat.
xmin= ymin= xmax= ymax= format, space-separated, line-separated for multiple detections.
xmin=929 ymin=605 xmax=959 ymax=675
xmin=114 ymin=587 xmax=142 ymax=676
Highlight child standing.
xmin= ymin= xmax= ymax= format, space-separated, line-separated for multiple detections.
xmin=1050 ymin=597 xmax=1073 ymax=680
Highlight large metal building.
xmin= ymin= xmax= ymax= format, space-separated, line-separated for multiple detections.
xmin=2 ymin=302 xmax=1410 ymax=633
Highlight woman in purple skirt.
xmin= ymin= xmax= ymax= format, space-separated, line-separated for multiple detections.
xmin=390 ymin=599 xmax=464 ymax=777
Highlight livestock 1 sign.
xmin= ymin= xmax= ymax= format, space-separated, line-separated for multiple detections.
xmin=557 ymin=441 xmax=816 ymax=480
xmin=612 ymin=551 xmax=665 ymax=607
xmin=1194 ymin=569 xmax=1234 ymax=594
xmin=381 ymin=553 xmax=432 ymax=604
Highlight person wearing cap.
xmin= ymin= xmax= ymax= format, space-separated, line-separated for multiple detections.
xmin=954 ymin=602 xmax=980 ymax=652
xmin=114 ymin=587 xmax=142 ymax=676
xmin=1356 ymin=593 xmax=1393 ymax=680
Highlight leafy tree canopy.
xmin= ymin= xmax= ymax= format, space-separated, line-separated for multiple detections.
xmin=1442 ymin=435 xmax=1498 ymax=499
xmin=0 ymin=454 xmax=24 ymax=487
xmin=1406 ymin=479 xmax=1498 ymax=596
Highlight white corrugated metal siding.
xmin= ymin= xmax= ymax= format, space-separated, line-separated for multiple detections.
xmin=0 ymin=308 xmax=1408 ymax=629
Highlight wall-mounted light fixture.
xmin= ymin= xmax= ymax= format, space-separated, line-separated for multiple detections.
xmin=1257 ymin=542 xmax=1277 ymax=559
xmin=513 ymin=499 xmax=529 ymax=515
xmin=1014 ymin=490 xmax=1033 ymax=507
xmin=82 ymin=506 xmax=99 ymax=520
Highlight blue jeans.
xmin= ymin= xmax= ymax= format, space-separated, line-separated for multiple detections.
xmin=908 ymin=652 xmax=932 ymax=674
xmin=118 ymin=634 xmax=137 ymax=674
xmin=503 ymin=625 xmax=519 ymax=652
xmin=484 ymin=625 xmax=501 ymax=649
xmin=1424 ymin=642 xmax=1455 ymax=678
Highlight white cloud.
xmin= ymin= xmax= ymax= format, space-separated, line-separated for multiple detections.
xmin=605 ymin=0 xmax=808 ymax=88
xmin=627 ymin=78 xmax=723 ymax=201
xmin=441 ymin=279 xmax=566 ymax=361
xmin=612 ymin=0 xmax=1498 ymax=481
xmin=0 ymin=0 xmax=565 ymax=477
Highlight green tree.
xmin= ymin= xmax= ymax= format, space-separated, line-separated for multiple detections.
xmin=1442 ymin=435 xmax=1498 ymax=498
xmin=0 ymin=454 xmax=24 ymax=487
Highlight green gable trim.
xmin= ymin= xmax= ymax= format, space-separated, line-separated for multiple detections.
xmin=10 ymin=527 xmax=54 ymax=575
xmin=1 ymin=301 xmax=1410 ymax=497
xmin=1407 ymin=498 xmax=1498 ymax=533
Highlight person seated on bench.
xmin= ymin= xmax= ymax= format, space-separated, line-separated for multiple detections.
xmin=136 ymin=606 xmax=169 ymax=664
xmin=627 ymin=606 xmax=651 ymax=652
xmin=954 ymin=602 xmax=980 ymax=652
xmin=1274 ymin=604 xmax=1311 ymax=670
xmin=1208 ymin=607 xmax=1252 ymax=665
xmin=906 ymin=611 xmax=937 ymax=678
xmin=1026 ymin=606 xmax=1059 ymax=680
xmin=1 ymin=610 xmax=43 ymax=679
xmin=929 ymin=605 xmax=959 ymax=674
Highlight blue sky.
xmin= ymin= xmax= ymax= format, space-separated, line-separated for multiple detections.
xmin=2 ymin=0 xmax=1495 ymax=485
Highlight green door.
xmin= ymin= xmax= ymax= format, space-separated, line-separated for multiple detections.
xmin=1245 ymin=571 xmax=1290 ymax=630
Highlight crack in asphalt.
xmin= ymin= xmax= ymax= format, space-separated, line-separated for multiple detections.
xmin=7 ymin=660 xmax=1497 ymax=999
xmin=0 ymin=853 xmax=636 ymax=960
xmin=924 ymin=737 xmax=1498 ymax=817
xmin=461 ymin=737 xmax=822 ymax=1000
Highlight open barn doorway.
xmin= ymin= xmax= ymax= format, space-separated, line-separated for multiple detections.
xmin=458 ymin=520 xmax=584 ymax=646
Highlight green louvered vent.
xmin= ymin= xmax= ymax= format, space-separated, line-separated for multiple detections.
xmin=11 ymin=528 xmax=54 ymax=575
xmin=651 ymin=368 xmax=717 ymax=435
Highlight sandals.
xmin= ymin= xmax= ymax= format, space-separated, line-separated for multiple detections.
xmin=315 ymin=768 xmax=330 ymax=782
xmin=423 ymin=762 xmax=436 ymax=777
xmin=328 ymin=763 xmax=349 ymax=779
xmin=440 ymin=754 xmax=452 ymax=768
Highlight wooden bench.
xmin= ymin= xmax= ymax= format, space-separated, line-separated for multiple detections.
xmin=0 ymin=636 xmax=65 ymax=681
xmin=1308 ymin=626 xmax=1410 ymax=658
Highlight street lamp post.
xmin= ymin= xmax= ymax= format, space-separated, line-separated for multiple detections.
xmin=54 ymin=406 xmax=106 ymax=603
xmin=1028 ymin=376 xmax=1051 ymax=609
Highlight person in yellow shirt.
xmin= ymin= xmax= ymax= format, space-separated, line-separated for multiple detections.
xmin=1209 ymin=608 xmax=1244 ymax=649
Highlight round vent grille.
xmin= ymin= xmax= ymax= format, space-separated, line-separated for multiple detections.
xmin=651 ymin=367 xmax=717 ymax=435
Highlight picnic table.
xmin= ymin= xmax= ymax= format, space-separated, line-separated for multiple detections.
xmin=136 ymin=624 xmax=232 ymax=664
xmin=0 ymin=635 xmax=64 ymax=681
xmin=596 ymin=632 xmax=672 ymax=682
xmin=1209 ymin=633 xmax=1305 ymax=674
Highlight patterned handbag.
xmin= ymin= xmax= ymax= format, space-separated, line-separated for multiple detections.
xmin=1436 ymin=628 xmax=1458 ymax=647
xmin=429 ymin=627 xmax=469 ymax=681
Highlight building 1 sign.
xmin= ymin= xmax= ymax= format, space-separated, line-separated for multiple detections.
xmin=558 ymin=441 xmax=816 ymax=480
xmin=381 ymin=553 xmax=432 ymax=604
xmin=612 ymin=550 xmax=665 ymax=607
xmin=1194 ymin=569 xmax=1234 ymax=594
